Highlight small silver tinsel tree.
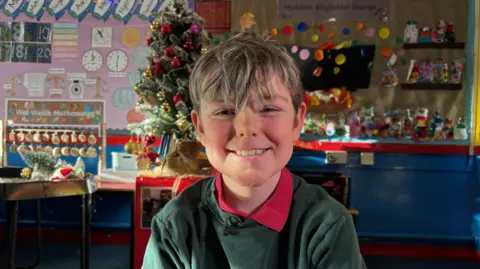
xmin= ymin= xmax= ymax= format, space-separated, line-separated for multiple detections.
xmin=19 ymin=150 xmax=87 ymax=181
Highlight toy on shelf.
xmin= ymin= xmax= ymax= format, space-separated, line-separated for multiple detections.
xmin=360 ymin=105 xmax=376 ymax=138
xmin=301 ymin=105 xmax=468 ymax=142
xmin=432 ymin=20 xmax=446 ymax=43
xmin=428 ymin=110 xmax=444 ymax=140
xmin=406 ymin=58 xmax=464 ymax=85
xmin=413 ymin=108 xmax=429 ymax=141
xmin=376 ymin=112 xmax=391 ymax=138
xmin=348 ymin=111 xmax=361 ymax=138
xmin=453 ymin=117 xmax=468 ymax=140
xmin=404 ymin=20 xmax=419 ymax=43
xmin=403 ymin=20 xmax=456 ymax=44
xmin=419 ymin=27 xmax=432 ymax=43
xmin=402 ymin=109 xmax=414 ymax=139
xmin=335 ymin=114 xmax=347 ymax=137
xmin=446 ymin=22 xmax=455 ymax=42
xmin=442 ymin=118 xmax=454 ymax=139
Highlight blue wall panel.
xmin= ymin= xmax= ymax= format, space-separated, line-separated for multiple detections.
xmin=289 ymin=151 xmax=475 ymax=243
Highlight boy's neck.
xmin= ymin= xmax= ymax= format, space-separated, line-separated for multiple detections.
xmin=221 ymin=171 xmax=282 ymax=215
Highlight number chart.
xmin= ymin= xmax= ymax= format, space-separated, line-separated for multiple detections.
xmin=0 ymin=22 xmax=52 ymax=63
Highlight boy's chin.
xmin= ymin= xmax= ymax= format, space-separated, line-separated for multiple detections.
xmin=226 ymin=169 xmax=274 ymax=187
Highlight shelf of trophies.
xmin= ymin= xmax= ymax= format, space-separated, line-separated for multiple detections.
xmin=0 ymin=121 xmax=106 ymax=200
xmin=301 ymin=92 xmax=470 ymax=155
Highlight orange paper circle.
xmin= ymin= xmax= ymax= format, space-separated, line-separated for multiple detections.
xmin=314 ymin=49 xmax=324 ymax=61
xmin=356 ymin=22 xmax=364 ymax=30
xmin=328 ymin=31 xmax=335 ymax=37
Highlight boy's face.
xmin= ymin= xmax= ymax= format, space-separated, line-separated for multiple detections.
xmin=192 ymin=76 xmax=306 ymax=187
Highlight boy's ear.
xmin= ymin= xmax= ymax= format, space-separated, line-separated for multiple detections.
xmin=293 ymin=102 xmax=307 ymax=140
xmin=191 ymin=109 xmax=205 ymax=144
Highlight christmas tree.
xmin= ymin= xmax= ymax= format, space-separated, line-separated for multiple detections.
xmin=128 ymin=0 xmax=209 ymax=142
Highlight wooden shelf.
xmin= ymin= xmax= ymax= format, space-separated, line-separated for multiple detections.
xmin=403 ymin=42 xmax=465 ymax=49
xmin=400 ymin=83 xmax=462 ymax=90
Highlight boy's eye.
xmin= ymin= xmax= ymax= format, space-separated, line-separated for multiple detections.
xmin=261 ymin=107 xmax=279 ymax=113
xmin=214 ymin=109 xmax=235 ymax=116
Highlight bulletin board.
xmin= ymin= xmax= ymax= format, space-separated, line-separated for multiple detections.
xmin=230 ymin=0 xmax=470 ymax=121
xmin=0 ymin=13 xmax=153 ymax=130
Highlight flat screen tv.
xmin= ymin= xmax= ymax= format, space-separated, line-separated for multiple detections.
xmin=288 ymin=45 xmax=376 ymax=92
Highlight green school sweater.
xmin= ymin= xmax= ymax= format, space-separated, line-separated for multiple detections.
xmin=142 ymin=174 xmax=366 ymax=269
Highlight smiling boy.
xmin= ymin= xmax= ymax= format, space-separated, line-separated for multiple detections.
xmin=142 ymin=32 xmax=366 ymax=269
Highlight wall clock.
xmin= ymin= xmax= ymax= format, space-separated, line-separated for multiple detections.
xmin=92 ymin=27 xmax=113 ymax=48
xmin=82 ymin=50 xmax=103 ymax=72
xmin=106 ymin=50 xmax=128 ymax=72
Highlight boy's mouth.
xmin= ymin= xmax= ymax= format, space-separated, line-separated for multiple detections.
xmin=229 ymin=148 xmax=270 ymax=156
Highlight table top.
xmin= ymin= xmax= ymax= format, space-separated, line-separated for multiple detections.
xmin=97 ymin=180 xmax=135 ymax=192
xmin=96 ymin=169 xmax=137 ymax=192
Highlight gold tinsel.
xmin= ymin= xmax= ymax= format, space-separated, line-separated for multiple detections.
xmin=21 ymin=167 xmax=32 ymax=179
xmin=144 ymin=66 xmax=153 ymax=78
xmin=161 ymin=102 xmax=171 ymax=113
xmin=157 ymin=88 xmax=166 ymax=100
xmin=176 ymin=118 xmax=189 ymax=132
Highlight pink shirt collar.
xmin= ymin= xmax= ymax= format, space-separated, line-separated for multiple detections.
xmin=215 ymin=168 xmax=293 ymax=232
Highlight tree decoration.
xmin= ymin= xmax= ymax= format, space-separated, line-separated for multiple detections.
xmin=128 ymin=0 xmax=212 ymax=177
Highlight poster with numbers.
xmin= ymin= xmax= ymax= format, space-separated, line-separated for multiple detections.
xmin=0 ymin=22 xmax=52 ymax=63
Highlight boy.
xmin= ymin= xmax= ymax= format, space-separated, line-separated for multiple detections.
xmin=142 ymin=32 xmax=366 ymax=268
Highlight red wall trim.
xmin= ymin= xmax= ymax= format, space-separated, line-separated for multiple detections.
xmin=295 ymin=141 xmax=469 ymax=155
xmin=107 ymin=136 xmax=161 ymax=146
xmin=106 ymin=135 xmax=470 ymax=155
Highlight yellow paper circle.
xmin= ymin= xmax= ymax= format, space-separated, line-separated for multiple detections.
xmin=311 ymin=34 xmax=319 ymax=42
xmin=122 ymin=28 xmax=142 ymax=47
xmin=335 ymin=54 xmax=346 ymax=65
xmin=379 ymin=28 xmax=390 ymax=40
xmin=333 ymin=67 xmax=340 ymax=74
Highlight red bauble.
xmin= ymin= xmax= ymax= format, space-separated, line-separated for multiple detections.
xmin=173 ymin=94 xmax=182 ymax=103
xmin=154 ymin=56 xmax=161 ymax=75
xmin=183 ymin=40 xmax=194 ymax=51
xmin=160 ymin=24 xmax=172 ymax=34
xmin=171 ymin=57 xmax=181 ymax=68
xmin=145 ymin=37 xmax=152 ymax=46
xmin=163 ymin=47 xmax=174 ymax=57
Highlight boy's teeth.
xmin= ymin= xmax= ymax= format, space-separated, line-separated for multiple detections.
xmin=235 ymin=149 xmax=266 ymax=156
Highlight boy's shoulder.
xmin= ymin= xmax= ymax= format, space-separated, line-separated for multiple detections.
xmin=290 ymin=174 xmax=350 ymax=226
xmin=154 ymin=177 xmax=213 ymax=224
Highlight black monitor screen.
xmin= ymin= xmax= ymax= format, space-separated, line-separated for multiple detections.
xmin=288 ymin=45 xmax=376 ymax=92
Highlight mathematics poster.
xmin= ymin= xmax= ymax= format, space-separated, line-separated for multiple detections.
xmin=5 ymin=99 xmax=105 ymax=125
xmin=278 ymin=0 xmax=389 ymax=20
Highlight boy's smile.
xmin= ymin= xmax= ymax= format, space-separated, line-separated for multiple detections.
xmin=191 ymin=75 xmax=306 ymax=188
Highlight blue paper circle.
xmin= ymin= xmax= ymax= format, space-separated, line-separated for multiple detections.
xmin=112 ymin=87 xmax=134 ymax=110
xmin=343 ymin=28 xmax=350 ymax=35
xmin=297 ymin=22 xmax=308 ymax=32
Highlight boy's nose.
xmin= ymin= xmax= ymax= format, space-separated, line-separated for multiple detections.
xmin=234 ymin=111 xmax=258 ymax=138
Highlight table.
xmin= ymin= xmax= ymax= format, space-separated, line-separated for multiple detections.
xmin=2 ymin=176 xmax=96 ymax=269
